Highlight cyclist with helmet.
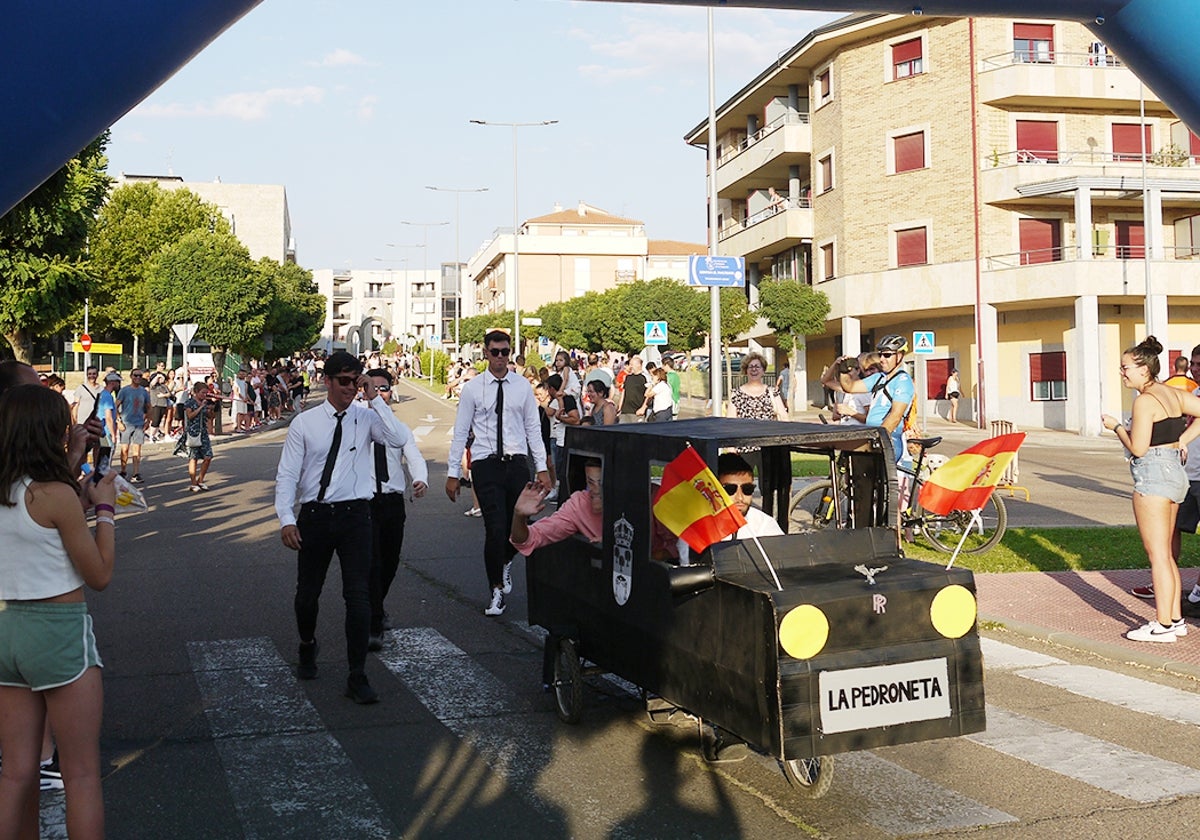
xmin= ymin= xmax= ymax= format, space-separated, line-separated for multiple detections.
xmin=821 ymin=334 xmax=914 ymax=465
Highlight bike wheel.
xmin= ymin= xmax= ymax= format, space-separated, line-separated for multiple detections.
xmin=781 ymin=755 xmax=834 ymax=799
xmin=550 ymin=637 xmax=583 ymax=724
xmin=919 ymin=493 xmax=1007 ymax=554
xmin=788 ymin=480 xmax=835 ymax=533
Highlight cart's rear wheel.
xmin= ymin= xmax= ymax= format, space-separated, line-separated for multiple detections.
xmin=551 ymin=637 xmax=583 ymax=724
xmin=781 ymin=755 xmax=834 ymax=799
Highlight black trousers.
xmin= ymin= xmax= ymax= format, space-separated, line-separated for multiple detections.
xmin=369 ymin=492 xmax=406 ymax=635
xmin=295 ymin=500 xmax=372 ymax=677
xmin=472 ymin=455 xmax=529 ymax=592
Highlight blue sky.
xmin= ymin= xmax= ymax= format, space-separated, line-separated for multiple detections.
xmin=107 ymin=1 xmax=840 ymax=274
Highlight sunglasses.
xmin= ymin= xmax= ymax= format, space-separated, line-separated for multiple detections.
xmin=879 ymin=352 xmax=898 ymax=359
xmin=376 ymin=385 xmax=392 ymax=392
xmin=721 ymin=482 xmax=756 ymax=496
xmin=331 ymin=375 xmax=359 ymax=386
xmin=489 ymin=347 xmax=512 ymax=358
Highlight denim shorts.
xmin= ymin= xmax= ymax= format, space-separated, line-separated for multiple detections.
xmin=0 ymin=601 xmax=103 ymax=690
xmin=1129 ymin=447 xmax=1188 ymax=503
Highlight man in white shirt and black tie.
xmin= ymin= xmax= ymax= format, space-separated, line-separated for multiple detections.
xmin=446 ymin=330 xmax=551 ymax=616
xmin=274 ymin=351 xmax=410 ymax=705
xmin=365 ymin=367 xmax=428 ymax=651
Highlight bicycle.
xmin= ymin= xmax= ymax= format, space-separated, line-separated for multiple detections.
xmin=788 ymin=436 xmax=1007 ymax=554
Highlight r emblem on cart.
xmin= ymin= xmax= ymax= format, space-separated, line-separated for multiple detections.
xmin=613 ymin=515 xmax=633 ymax=606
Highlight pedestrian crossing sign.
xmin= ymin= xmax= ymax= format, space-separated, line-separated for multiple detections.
xmin=644 ymin=321 xmax=668 ymax=346
xmin=913 ymin=331 xmax=935 ymax=355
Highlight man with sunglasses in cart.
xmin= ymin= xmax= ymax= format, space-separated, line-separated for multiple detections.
xmin=821 ymin=333 xmax=914 ymax=467
xmin=274 ymin=351 xmax=410 ymax=705
xmin=446 ymin=330 xmax=551 ymax=616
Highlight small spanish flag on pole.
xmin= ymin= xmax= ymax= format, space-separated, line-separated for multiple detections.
xmin=918 ymin=432 xmax=1026 ymax=516
xmin=653 ymin=445 xmax=747 ymax=554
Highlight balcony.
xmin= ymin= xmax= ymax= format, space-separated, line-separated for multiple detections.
xmin=332 ymin=289 xmax=353 ymax=301
xmin=979 ymin=149 xmax=1200 ymax=204
xmin=981 ymin=247 xmax=1200 ymax=306
xmin=977 ymin=50 xmax=1151 ymax=110
xmin=718 ymin=202 xmax=813 ymax=263
xmin=715 ymin=114 xmax=812 ymax=196
xmin=363 ymin=290 xmax=394 ymax=299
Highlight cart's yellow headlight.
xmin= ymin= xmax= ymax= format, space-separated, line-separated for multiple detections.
xmin=779 ymin=604 xmax=829 ymax=659
xmin=930 ymin=584 xmax=977 ymax=639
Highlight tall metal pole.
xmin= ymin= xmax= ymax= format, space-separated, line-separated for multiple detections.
xmin=1139 ymin=83 xmax=1163 ymax=366
xmin=707 ymin=9 xmax=723 ymax=417
xmin=427 ymin=185 xmax=488 ymax=361
xmin=470 ymin=119 xmax=558 ymax=354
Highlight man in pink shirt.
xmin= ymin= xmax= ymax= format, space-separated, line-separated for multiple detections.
xmin=510 ymin=460 xmax=603 ymax=554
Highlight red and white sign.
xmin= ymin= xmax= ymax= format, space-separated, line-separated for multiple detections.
xmin=80 ymin=333 xmax=92 ymax=351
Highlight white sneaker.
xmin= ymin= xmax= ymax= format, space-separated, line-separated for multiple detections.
xmin=1171 ymin=618 xmax=1188 ymax=637
xmin=502 ymin=562 xmax=513 ymax=595
xmin=484 ymin=588 xmax=505 ymax=616
xmin=1125 ymin=621 xmax=1177 ymax=643
xmin=545 ymin=485 xmax=559 ymax=502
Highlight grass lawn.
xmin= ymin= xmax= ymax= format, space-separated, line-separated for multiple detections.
xmin=903 ymin=526 xmax=1200 ymax=574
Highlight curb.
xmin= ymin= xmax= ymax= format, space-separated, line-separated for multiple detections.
xmin=980 ymin=612 xmax=1200 ymax=681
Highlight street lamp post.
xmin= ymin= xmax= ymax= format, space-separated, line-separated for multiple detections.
xmin=469 ymin=118 xmax=558 ymax=352
xmin=399 ymin=221 xmax=448 ymax=385
xmin=426 ymin=185 xmax=488 ymax=361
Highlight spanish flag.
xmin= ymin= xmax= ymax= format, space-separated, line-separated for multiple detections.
xmin=653 ymin=445 xmax=747 ymax=553
xmin=918 ymin=432 xmax=1026 ymax=515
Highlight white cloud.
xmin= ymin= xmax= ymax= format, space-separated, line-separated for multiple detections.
xmin=357 ymin=95 xmax=378 ymax=120
xmin=311 ymin=48 xmax=371 ymax=68
xmin=135 ymin=86 xmax=326 ymax=120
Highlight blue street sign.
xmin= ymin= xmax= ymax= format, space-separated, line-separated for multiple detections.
xmin=688 ymin=255 xmax=746 ymax=287
xmin=644 ymin=321 xmax=668 ymax=346
xmin=913 ymin=331 xmax=935 ymax=355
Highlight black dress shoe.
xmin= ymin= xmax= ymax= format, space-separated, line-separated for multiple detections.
xmin=367 ymin=634 xmax=383 ymax=652
xmin=296 ymin=640 xmax=319 ymax=680
xmin=345 ymin=675 xmax=379 ymax=705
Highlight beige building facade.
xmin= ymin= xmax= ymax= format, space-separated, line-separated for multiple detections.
xmin=313 ymin=267 xmax=443 ymax=354
xmin=467 ymin=201 xmax=705 ymax=317
xmin=688 ymin=13 xmax=1200 ymax=434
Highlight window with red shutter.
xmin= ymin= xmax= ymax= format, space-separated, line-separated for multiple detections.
xmin=1019 ymin=218 xmax=1062 ymax=264
xmin=892 ymin=38 xmax=923 ymax=79
xmin=821 ymin=243 xmax=835 ymax=280
xmin=893 ymin=131 xmax=925 ymax=173
xmin=1013 ymin=23 xmax=1054 ymax=63
xmin=1190 ymin=129 xmax=1200 ymax=163
xmin=1115 ymin=220 xmax=1145 ymax=259
xmin=1030 ymin=351 xmax=1067 ymax=401
xmin=1016 ymin=120 xmax=1059 ymax=162
xmin=819 ymin=155 xmax=833 ymax=192
xmin=817 ymin=69 xmax=831 ymax=101
xmin=896 ymin=227 xmax=928 ymax=267
xmin=926 ymin=358 xmax=953 ymax=400
xmin=1112 ymin=123 xmax=1153 ymax=162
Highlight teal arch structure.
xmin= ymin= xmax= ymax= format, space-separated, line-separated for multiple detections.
xmin=1 ymin=0 xmax=1197 ymax=218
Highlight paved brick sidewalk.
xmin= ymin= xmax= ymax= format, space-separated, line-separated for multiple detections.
xmin=977 ymin=569 xmax=1200 ymax=678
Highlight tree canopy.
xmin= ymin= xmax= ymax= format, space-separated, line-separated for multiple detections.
xmin=259 ymin=259 xmax=325 ymax=359
xmin=758 ymin=278 xmax=831 ymax=353
xmin=0 ymin=133 xmax=111 ymax=360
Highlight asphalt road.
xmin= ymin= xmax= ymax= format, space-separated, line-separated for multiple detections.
xmin=39 ymin=384 xmax=1198 ymax=839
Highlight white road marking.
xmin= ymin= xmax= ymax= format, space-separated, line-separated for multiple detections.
xmin=1015 ymin=664 xmax=1200 ymax=727
xmin=411 ymin=425 xmax=434 ymax=438
xmin=970 ymin=706 xmax=1200 ymax=802
xmin=981 ymin=638 xmax=1066 ymax=670
xmin=187 ymin=638 xmax=394 ymax=839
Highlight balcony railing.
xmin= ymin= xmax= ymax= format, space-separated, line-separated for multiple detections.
xmin=363 ymin=290 xmax=394 ymax=299
xmin=985 ymin=244 xmax=1200 ymax=270
xmin=332 ymin=290 xmax=353 ymax=301
xmin=717 ymin=111 xmax=810 ymax=169
xmin=984 ymin=148 xmax=1200 ymax=168
xmin=980 ymin=50 xmax=1124 ymax=71
xmin=718 ymin=197 xmax=812 ymax=241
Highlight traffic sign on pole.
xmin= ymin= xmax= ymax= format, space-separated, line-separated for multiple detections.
xmin=644 ymin=321 xmax=668 ymax=346
xmin=173 ymin=322 xmax=199 ymax=351
xmin=688 ymin=255 xmax=745 ymax=287
xmin=913 ymin=331 xmax=935 ymax=354
xmin=80 ymin=333 xmax=92 ymax=351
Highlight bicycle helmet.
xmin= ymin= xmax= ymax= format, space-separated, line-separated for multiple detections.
xmin=876 ymin=334 xmax=909 ymax=353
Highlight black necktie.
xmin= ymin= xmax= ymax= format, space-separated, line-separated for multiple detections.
xmin=495 ymin=378 xmax=505 ymax=457
xmin=317 ymin=411 xmax=345 ymax=501
xmin=374 ymin=443 xmax=389 ymax=495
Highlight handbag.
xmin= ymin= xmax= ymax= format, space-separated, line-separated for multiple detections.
xmin=186 ymin=431 xmax=201 ymax=447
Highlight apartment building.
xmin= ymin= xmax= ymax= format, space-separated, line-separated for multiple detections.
xmin=687 ymin=13 xmax=1200 ymax=434
xmin=313 ymin=266 xmax=444 ymax=354
xmin=467 ymin=201 xmax=706 ymax=317
xmin=116 ymin=173 xmax=295 ymax=264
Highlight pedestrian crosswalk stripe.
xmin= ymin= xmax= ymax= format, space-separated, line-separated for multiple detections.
xmin=1013 ymin=664 xmax=1200 ymax=727
xmin=187 ymin=638 xmax=395 ymax=838
xmin=970 ymin=705 xmax=1200 ymax=802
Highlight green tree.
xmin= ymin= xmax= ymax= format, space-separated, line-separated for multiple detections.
xmin=259 ymin=259 xmax=325 ymax=359
xmin=146 ymin=230 xmax=267 ymax=374
xmin=759 ymin=277 xmax=831 ymax=403
xmin=0 ymin=133 xmax=111 ymax=361
xmin=88 ymin=183 xmax=230 ymax=341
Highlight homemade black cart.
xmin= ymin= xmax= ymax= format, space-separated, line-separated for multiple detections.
xmin=526 ymin=418 xmax=985 ymax=798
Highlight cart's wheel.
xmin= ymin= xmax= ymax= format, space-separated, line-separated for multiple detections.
xmin=551 ymin=637 xmax=583 ymax=724
xmin=781 ymin=755 xmax=834 ymax=799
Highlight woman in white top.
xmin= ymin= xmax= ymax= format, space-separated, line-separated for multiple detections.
xmin=0 ymin=385 xmax=117 ymax=840
xmin=642 ymin=367 xmax=675 ymax=422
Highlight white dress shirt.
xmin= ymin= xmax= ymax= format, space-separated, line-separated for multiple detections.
xmin=372 ymin=422 xmax=429 ymax=495
xmin=447 ymin=373 xmax=547 ymax=478
xmin=274 ymin=396 xmax=408 ymax=527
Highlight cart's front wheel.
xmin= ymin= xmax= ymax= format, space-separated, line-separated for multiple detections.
xmin=781 ymin=755 xmax=834 ymax=799
xmin=551 ymin=637 xmax=583 ymax=724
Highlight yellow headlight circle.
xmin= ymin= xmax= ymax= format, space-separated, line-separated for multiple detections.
xmin=930 ymin=584 xmax=977 ymax=639
xmin=779 ymin=604 xmax=830 ymax=660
